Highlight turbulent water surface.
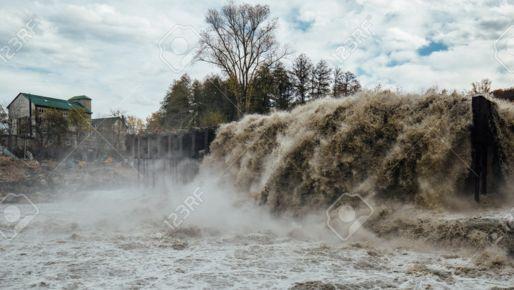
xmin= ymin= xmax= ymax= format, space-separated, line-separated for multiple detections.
xmin=1 ymin=188 xmax=513 ymax=289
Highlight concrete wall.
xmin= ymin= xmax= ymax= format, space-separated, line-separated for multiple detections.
xmin=76 ymin=99 xmax=91 ymax=112
xmin=8 ymin=94 xmax=30 ymax=118
xmin=8 ymin=94 xmax=31 ymax=135
xmin=126 ymin=128 xmax=217 ymax=160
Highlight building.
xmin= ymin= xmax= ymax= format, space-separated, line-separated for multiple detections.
xmin=6 ymin=92 xmax=130 ymax=160
xmin=7 ymin=93 xmax=92 ymax=137
xmin=5 ymin=93 xmax=92 ymax=158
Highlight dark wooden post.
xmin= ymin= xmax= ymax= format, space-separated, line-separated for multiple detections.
xmin=147 ymin=136 xmax=151 ymax=159
xmin=167 ymin=135 xmax=172 ymax=176
xmin=179 ymin=134 xmax=183 ymax=156
xmin=167 ymin=135 xmax=171 ymax=156
xmin=471 ymin=95 xmax=493 ymax=202
xmin=191 ymin=131 xmax=196 ymax=158
xmin=137 ymin=136 xmax=141 ymax=183
xmin=203 ymin=128 xmax=209 ymax=154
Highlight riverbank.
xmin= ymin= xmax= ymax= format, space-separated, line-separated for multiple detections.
xmin=0 ymin=156 xmax=137 ymax=202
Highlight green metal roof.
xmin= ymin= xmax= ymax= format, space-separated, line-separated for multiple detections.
xmin=20 ymin=93 xmax=92 ymax=114
xmin=69 ymin=95 xmax=91 ymax=101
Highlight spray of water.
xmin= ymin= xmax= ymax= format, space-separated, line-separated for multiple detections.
xmin=205 ymin=90 xmax=514 ymax=213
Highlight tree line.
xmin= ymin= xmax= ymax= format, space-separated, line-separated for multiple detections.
xmin=150 ymin=58 xmax=360 ymax=131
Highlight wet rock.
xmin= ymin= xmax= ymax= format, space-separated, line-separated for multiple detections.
xmin=290 ymin=280 xmax=397 ymax=290
xmin=472 ymin=248 xmax=512 ymax=269
xmin=33 ymin=281 xmax=49 ymax=288
xmin=407 ymin=263 xmax=453 ymax=281
xmin=119 ymin=242 xmax=144 ymax=251
xmin=290 ymin=281 xmax=338 ymax=290
xmin=367 ymin=207 xmax=514 ymax=253
xmin=70 ymin=233 xmax=81 ymax=240
xmin=168 ymin=226 xmax=202 ymax=238
xmin=171 ymin=240 xmax=188 ymax=250
xmin=467 ymin=229 xmax=489 ymax=247
xmin=366 ymin=249 xmax=381 ymax=257
xmin=288 ymin=228 xmax=308 ymax=240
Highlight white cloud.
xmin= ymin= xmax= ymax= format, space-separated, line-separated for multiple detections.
xmin=0 ymin=0 xmax=512 ymax=118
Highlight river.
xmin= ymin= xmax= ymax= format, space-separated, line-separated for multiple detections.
xmin=0 ymin=188 xmax=513 ymax=289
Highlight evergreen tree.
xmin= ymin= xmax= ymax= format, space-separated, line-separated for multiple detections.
xmin=250 ymin=65 xmax=274 ymax=114
xmin=311 ymin=60 xmax=332 ymax=99
xmin=160 ymin=74 xmax=193 ymax=130
xmin=290 ymin=54 xmax=313 ymax=105
xmin=200 ymin=75 xmax=236 ymax=125
xmin=191 ymin=80 xmax=203 ymax=127
xmin=333 ymin=68 xmax=343 ymax=97
xmin=271 ymin=62 xmax=293 ymax=110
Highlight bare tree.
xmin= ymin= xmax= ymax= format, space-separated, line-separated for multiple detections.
xmin=110 ymin=109 xmax=127 ymax=118
xmin=0 ymin=105 xmax=7 ymax=135
xmin=35 ymin=109 xmax=68 ymax=148
xmin=126 ymin=116 xmax=145 ymax=135
xmin=470 ymin=79 xmax=492 ymax=95
xmin=197 ymin=3 xmax=287 ymax=116
xmin=68 ymin=108 xmax=90 ymax=144
xmin=333 ymin=69 xmax=361 ymax=97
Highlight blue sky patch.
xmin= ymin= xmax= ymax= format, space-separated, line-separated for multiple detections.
xmin=20 ymin=66 xmax=52 ymax=74
xmin=386 ymin=59 xmax=408 ymax=67
xmin=417 ymin=41 xmax=448 ymax=56
xmin=290 ymin=8 xmax=314 ymax=32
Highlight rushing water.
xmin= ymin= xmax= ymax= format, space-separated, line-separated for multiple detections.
xmin=0 ymin=188 xmax=513 ymax=289
xmin=207 ymin=92 xmax=514 ymax=212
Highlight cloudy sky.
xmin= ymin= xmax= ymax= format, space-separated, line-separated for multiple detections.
xmin=0 ymin=0 xmax=513 ymax=119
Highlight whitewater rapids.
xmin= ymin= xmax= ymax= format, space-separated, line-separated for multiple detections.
xmin=1 ymin=187 xmax=513 ymax=289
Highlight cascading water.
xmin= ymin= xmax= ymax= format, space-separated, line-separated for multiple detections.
xmin=206 ymin=90 xmax=514 ymax=213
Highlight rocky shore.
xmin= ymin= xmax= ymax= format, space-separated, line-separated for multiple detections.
xmin=0 ymin=156 xmax=137 ymax=202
